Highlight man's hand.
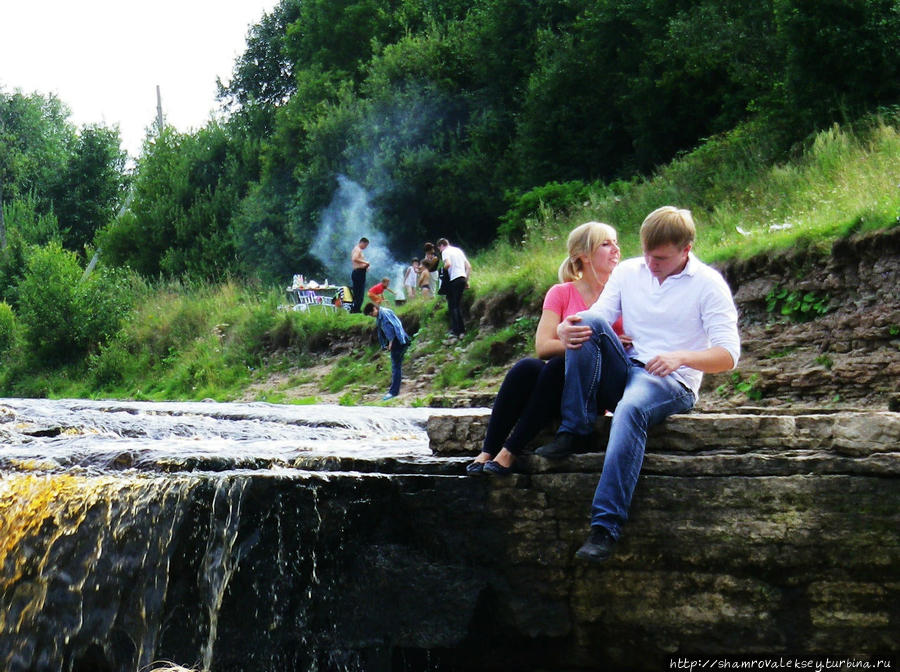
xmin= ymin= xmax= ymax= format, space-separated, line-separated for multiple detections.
xmin=646 ymin=346 xmax=734 ymax=376
xmin=557 ymin=314 xmax=593 ymax=349
xmin=645 ymin=351 xmax=686 ymax=377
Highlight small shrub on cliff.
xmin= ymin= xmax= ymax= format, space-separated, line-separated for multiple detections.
xmin=716 ymin=372 xmax=763 ymax=401
xmin=499 ymin=180 xmax=591 ymax=242
xmin=765 ymin=286 xmax=831 ymax=321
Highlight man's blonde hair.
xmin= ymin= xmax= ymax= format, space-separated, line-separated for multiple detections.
xmin=640 ymin=206 xmax=695 ymax=251
xmin=558 ymin=221 xmax=617 ymax=282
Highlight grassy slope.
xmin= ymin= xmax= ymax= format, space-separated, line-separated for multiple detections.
xmin=8 ymin=115 xmax=899 ymax=403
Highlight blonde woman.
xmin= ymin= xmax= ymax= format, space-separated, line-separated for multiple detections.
xmin=468 ymin=222 xmax=623 ymax=475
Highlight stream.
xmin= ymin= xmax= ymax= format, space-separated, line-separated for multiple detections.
xmin=0 ymin=398 xmax=475 ymax=672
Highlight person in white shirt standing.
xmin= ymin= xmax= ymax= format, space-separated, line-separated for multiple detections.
xmin=437 ymin=237 xmax=472 ymax=339
xmin=536 ymin=206 xmax=740 ymax=564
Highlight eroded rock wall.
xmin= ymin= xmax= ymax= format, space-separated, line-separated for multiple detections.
xmin=705 ymin=227 xmax=900 ymax=409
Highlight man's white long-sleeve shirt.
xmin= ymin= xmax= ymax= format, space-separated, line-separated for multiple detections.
xmin=442 ymin=244 xmax=469 ymax=281
xmin=590 ymin=253 xmax=740 ymax=399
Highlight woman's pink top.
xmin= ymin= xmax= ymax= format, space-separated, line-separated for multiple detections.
xmin=543 ymin=283 xmax=624 ymax=334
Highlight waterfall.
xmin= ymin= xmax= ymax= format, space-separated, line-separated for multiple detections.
xmin=0 ymin=399 xmax=476 ymax=672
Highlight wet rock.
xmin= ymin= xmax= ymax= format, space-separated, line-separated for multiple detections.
xmin=1 ymin=410 xmax=897 ymax=671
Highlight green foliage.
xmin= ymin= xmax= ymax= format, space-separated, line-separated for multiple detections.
xmin=16 ymin=243 xmax=85 ymax=362
xmin=101 ymin=124 xmax=248 ymax=280
xmin=15 ymin=243 xmax=138 ymax=364
xmin=432 ymin=321 xmax=530 ymax=390
xmin=775 ymin=0 xmax=900 ymax=128
xmin=1 ymin=192 xmax=60 ymax=246
xmin=0 ymin=89 xmax=74 ymax=204
xmin=324 ymin=348 xmax=384 ymax=393
xmin=0 ymin=302 xmax=19 ymax=355
xmin=765 ymin=286 xmax=831 ymax=321
xmin=0 ymin=89 xmax=126 ymax=257
xmin=717 ymin=371 xmax=763 ymax=401
xmin=814 ymin=354 xmax=834 ymax=370
xmin=77 ymin=0 xmax=900 ymax=282
xmin=51 ymin=124 xmax=127 ymax=251
xmin=499 ymin=181 xmax=590 ymax=241
xmin=0 ymin=194 xmax=61 ymax=305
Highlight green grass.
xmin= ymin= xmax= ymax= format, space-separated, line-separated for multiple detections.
xmin=479 ymin=114 xmax=899 ymax=273
xmin=2 ymin=112 xmax=897 ymax=402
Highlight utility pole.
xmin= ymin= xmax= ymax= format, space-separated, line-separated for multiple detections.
xmin=156 ymin=85 xmax=164 ymax=134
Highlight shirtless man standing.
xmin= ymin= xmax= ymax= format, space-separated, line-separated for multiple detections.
xmin=350 ymin=237 xmax=370 ymax=313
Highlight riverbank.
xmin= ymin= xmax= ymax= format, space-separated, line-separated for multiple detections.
xmin=233 ymin=224 xmax=900 ymax=414
xmin=1 ymin=116 xmax=897 ymax=406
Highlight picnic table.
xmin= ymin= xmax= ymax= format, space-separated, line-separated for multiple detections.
xmin=284 ymin=284 xmax=350 ymax=313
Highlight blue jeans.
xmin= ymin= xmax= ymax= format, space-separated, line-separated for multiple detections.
xmin=558 ymin=312 xmax=695 ymax=539
xmin=389 ymin=343 xmax=408 ymax=396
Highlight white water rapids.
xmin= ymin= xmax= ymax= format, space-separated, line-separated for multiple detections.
xmin=0 ymin=398 xmax=475 ymax=473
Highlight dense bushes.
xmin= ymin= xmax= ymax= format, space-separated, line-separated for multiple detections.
xmin=117 ymin=0 xmax=900 ymax=284
xmin=14 ymin=243 xmax=138 ymax=363
xmin=0 ymin=302 xmax=18 ymax=357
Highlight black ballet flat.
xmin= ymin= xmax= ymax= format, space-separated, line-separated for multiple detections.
xmin=466 ymin=461 xmax=486 ymax=475
xmin=483 ymin=460 xmax=515 ymax=476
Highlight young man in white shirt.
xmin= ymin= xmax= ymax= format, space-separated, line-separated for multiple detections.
xmin=437 ymin=237 xmax=472 ymax=338
xmin=536 ymin=206 xmax=741 ymax=563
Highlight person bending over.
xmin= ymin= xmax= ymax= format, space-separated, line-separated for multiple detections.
xmin=367 ymin=277 xmax=395 ymax=305
xmin=364 ymin=302 xmax=411 ymax=401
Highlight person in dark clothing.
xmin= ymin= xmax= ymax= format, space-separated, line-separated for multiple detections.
xmin=436 ymin=238 xmax=471 ymax=339
xmin=364 ymin=302 xmax=411 ymax=400
xmin=349 ymin=237 xmax=370 ymax=313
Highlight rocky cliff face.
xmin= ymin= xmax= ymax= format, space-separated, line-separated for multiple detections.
xmin=3 ymin=410 xmax=896 ymax=671
xmin=699 ymin=227 xmax=900 ymax=410
xmin=408 ymin=409 xmax=900 ymax=669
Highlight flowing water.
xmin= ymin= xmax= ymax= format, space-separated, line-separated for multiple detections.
xmin=0 ymin=399 xmax=475 ymax=672
xmin=0 ymin=398 xmax=446 ymax=472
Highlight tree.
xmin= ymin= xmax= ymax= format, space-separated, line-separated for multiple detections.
xmin=0 ymin=90 xmax=74 ymax=242
xmin=774 ymin=0 xmax=900 ymax=127
xmin=51 ymin=124 xmax=127 ymax=252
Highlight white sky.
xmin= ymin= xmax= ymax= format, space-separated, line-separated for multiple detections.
xmin=0 ymin=0 xmax=280 ymax=159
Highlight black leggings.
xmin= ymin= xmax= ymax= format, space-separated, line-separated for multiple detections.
xmin=482 ymin=356 xmax=565 ymax=456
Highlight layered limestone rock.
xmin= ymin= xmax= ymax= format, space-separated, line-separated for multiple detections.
xmin=424 ymin=410 xmax=900 ymax=668
xmin=2 ymin=411 xmax=897 ymax=671
xmin=703 ymin=227 xmax=900 ymax=409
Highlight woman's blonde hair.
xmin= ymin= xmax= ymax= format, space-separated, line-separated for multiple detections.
xmin=558 ymin=221 xmax=617 ymax=282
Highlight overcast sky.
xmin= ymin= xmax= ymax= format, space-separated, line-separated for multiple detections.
xmin=1 ymin=0 xmax=280 ymax=158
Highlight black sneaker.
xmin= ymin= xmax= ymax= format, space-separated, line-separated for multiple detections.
xmin=534 ymin=432 xmax=589 ymax=459
xmin=575 ymin=527 xmax=616 ymax=564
